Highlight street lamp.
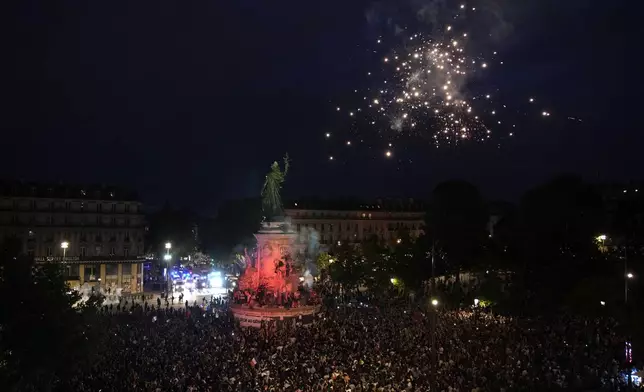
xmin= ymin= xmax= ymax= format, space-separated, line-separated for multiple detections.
xmin=429 ymin=298 xmax=439 ymax=369
xmin=61 ymin=241 xmax=69 ymax=259
xmin=163 ymin=243 xmax=172 ymax=294
xmin=626 ymin=272 xmax=635 ymax=303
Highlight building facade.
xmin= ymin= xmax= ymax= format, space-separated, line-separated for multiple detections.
xmin=0 ymin=181 xmax=146 ymax=293
xmin=284 ymin=198 xmax=425 ymax=246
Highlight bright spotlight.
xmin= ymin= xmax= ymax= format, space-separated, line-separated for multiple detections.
xmin=209 ymin=276 xmax=223 ymax=288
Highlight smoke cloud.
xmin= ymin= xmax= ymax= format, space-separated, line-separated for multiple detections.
xmin=366 ymin=0 xmax=514 ymax=44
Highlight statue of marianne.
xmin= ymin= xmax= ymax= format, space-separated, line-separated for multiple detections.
xmin=261 ymin=154 xmax=290 ymax=219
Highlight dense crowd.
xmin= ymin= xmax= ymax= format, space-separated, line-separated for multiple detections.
xmin=58 ymin=297 xmax=635 ymax=392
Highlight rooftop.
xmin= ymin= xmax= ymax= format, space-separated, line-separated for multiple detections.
xmin=0 ymin=180 xmax=140 ymax=201
xmin=285 ymin=198 xmax=426 ymax=212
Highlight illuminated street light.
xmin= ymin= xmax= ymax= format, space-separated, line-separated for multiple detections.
xmin=61 ymin=241 xmax=69 ymax=259
xmin=163 ymin=254 xmax=171 ymax=261
xmin=600 ymin=300 xmax=606 ymax=306
xmin=627 ymin=273 xmax=634 ymax=279
xmin=396 ymin=238 xmax=402 ymax=244
xmin=474 ymin=298 xmax=480 ymax=307
xmin=596 ymin=234 xmax=607 ymax=241
xmin=431 ymin=299 xmax=439 ymax=307
xmin=165 ymin=242 xmax=172 ymax=250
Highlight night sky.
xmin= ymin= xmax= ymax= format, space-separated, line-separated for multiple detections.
xmin=3 ymin=0 xmax=640 ymax=213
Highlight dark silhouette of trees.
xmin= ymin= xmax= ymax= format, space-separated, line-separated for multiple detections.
xmin=146 ymin=204 xmax=200 ymax=256
xmin=515 ymin=175 xmax=605 ymax=311
xmin=427 ymin=180 xmax=488 ymax=277
xmin=209 ymin=198 xmax=263 ymax=260
xmin=0 ymin=240 xmax=102 ymax=391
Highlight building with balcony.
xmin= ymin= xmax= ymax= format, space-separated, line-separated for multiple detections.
xmin=284 ymin=198 xmax=425 ymax=247
xmin=0 ymin=181 xmax=146 ymax=293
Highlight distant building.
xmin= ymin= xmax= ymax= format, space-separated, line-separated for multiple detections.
xmin=284 ymin=198 xmax=425 ymax=246
xmin=0 ymin=181 xmax=146 ymax=293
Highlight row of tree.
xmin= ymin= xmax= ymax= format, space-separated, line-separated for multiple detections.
xmin=316 ymin=176 xmax=643 ymax=315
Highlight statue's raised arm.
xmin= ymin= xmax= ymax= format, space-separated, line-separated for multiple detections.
xmin=282 ymin=153 xmax=290 ymax=177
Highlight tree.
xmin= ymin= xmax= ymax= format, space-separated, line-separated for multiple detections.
xmin=328 ymin=243 xmax=367 ymax=291
xmin=0 ymin=240 xmax=99 ymax=391
xmin=427 ymin=181 xmax=488 ymax=277
xmin=146 ymin=205 xmax=200 ymax=256
xmin=517 ymin=175 xmax=606 ymax=312
xmin=210 ymin=198 xmax=263 ymax=260
xmin=389 ymin=230 xmax=431 ymax=292
xmin=316 ymin=251 xmax=332 ymax=272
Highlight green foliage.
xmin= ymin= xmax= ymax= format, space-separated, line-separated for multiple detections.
xmin=316 ymin=252 xmax=332 ymax=272
xmin=324 ymin=233 xmax=432 ymax=295
xmin=328 ymin=243 xmax=367 ymax=289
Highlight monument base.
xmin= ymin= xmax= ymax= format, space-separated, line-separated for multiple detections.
xmin=231 ymin=304 xmax=320 ymax=328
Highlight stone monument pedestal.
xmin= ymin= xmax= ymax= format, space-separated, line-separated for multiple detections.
xmin=232 ymin=218 xmax=319 ymax=327
xmin=231 ymin=304 xmax=320 ymax=327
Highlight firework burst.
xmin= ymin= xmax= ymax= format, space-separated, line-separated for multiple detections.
xmin=327 ymin=2 xmax=559 ymax=160
xmin=375 ymin=30 xmax=492 ymax=145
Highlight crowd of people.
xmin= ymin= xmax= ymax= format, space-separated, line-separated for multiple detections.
xmin=57 ymin=295 xmax=637 ymax=392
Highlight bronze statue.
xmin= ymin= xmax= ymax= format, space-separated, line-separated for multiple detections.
xmin=261 ymin=153 xmax=289 ymax=218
